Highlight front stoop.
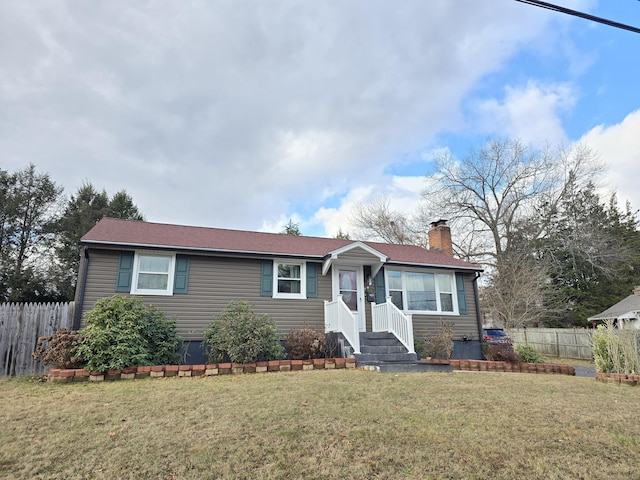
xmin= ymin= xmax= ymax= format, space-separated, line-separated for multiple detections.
xmin=355 ymin=332 xmax=451 ymax=373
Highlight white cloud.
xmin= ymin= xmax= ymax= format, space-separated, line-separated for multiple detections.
xmin=471 ymin=81 xmax=576 ymax=146
xmin=0 ymin=1 xmax=595 ymax=232
xmin=580 ymin=110 xmax=640 ymax=212
xmin=312 ymin=176 xmax=426 ymax=237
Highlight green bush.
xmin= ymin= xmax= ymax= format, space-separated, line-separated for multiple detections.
xmin=285 ymin=327 xmax=326 ymax=359
xmin=202 ymin=301 xmax=284 ymax=363
xmin=32 ymin=328 xmax=85 ymax=369
xmin=77 ymin=295 xmax=181 ymax=371
xmin=515 ymin=344 xmax=544 ymax=364
xmin=414 ymin=338 xmax=428 ymax=360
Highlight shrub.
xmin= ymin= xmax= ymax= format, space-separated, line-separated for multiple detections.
xmin=32 ymin=328 xmax=85 ymax=369
xmin=414 ymin=338 xmax=427 ymax=359
xmin=324 ymin=332 xmax=341 ymax=358
xmin=420 ymin=320 xmax=455 ymax=359
xmin=285 ymin=327 xmax=326 ymax=359
xmin=77 ymin=295 xmax=181 ymax=371
xmin=591 ymin=321 xmax=640 ymax=374
xmin=515 ymin=344 xmax=544 ymax=364
xmin=202 ymin=301 xmax=284 ymax=363
xmin=484 ymin=343 xmax=520 ymax=363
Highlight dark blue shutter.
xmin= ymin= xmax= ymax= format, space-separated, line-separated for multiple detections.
xmin=115 ymin=252 xmax=134 ymax=293
xmin=306 ymin=262 xmax=318 ymax=298
xmin=374 ymin=268 xmax=386 ymax=304
xmin=261 ymin=260 xmax=274 ymax=296
xmin=173 ymin=255 xmax=189 ymax=294
xmin=456 ymin=272 xmax=468 ymax=314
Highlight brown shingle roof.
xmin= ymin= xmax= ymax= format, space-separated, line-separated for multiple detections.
xmin=81 ymin=217 xmax=481 ymax=270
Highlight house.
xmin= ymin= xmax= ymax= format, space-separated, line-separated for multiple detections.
xmin=74 ymin=217 xmax=484 ymax=363
xmin=588 ymin=286 xmax=640 ymax=329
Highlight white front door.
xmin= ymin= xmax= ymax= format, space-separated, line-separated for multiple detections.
xmin=333 ymin=266 xmax=366 ymax=332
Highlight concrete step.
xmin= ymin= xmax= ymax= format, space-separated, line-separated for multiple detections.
xmin=378 ymin=362 xmax=452 ymax=373
xmin=359 ymin=332 xmax=406 ymax=347
xmin=360 ymin=345 xmax=408 ymax=355
xmin=354 ymin=352 xmax=418 ymax=364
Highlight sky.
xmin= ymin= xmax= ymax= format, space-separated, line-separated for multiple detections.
xmin=2 ymin=0 xmax=639 ymax=238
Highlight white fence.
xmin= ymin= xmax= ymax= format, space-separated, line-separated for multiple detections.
xmin=372 ymin=297 xmax=415 ymax=354
xmin=324 ymin=296 xmax=360 ymax=354
xmin=508 ymin=328 xmax=593 ymax=360
xmin=0 ymin=302 xmax=75 ymax=377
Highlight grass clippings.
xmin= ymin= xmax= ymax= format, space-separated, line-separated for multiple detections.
xmin=0 ymin=370 xmax=638 ymax=479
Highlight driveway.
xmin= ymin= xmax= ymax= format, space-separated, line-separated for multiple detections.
xmin=573 ymin=366 xmax=596 ymax=378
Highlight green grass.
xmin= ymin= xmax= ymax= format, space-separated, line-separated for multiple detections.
xmin=1 ymin=370 xmax=638 ymax=479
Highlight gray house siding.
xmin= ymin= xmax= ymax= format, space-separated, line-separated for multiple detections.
xmin=334 ymin=248 xmax=380 ymax=264
xmin=78 ymin=249 xmax=331 ymax=341
xmin=77 ymin=248 xmax=481 ymax=359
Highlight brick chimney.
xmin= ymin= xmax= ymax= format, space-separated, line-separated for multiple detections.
xmin=428 ymin=219 xmax=453 ymax=256
xmin=634 ymin=286 xmax=640 ymax=296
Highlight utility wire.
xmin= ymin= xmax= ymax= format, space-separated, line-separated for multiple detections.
xmin=514 ymin=0 xmax=640 ymax=34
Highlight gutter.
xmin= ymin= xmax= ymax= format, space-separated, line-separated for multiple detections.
xmin=473 ymin=271 xmax=483 ymax=343
xmin=73 ymin=246 xmax=90 ymax=330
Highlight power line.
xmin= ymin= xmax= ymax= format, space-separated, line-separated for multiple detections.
xmin=514 ymin=0 xmax=640 ymax=34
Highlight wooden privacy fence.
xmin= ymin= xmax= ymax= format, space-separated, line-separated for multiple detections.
xmin=0 ymin=302 xmax=75 ymax=377
xmin=508 ymin=328 xmax=593 ymax=360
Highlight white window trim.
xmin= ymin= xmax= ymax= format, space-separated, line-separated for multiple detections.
xmin=386 ymin=269 xmax=458 ymax=315
xmin=273 ymin=260 xmax=307 ymax=299
xmin=131 ymin=251 xmax=176 ymax=296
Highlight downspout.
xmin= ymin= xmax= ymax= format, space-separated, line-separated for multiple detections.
xmin=473 ymin=272 xmax=483 ymax=346
xmin=73 ymin=246 xmax=90 ymax=330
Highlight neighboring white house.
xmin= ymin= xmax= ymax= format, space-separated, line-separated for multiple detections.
xmin=588 ymin=286 xmax=640 ymax=329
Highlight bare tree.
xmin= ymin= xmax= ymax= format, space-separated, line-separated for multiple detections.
xmin=421 ymin=139 xmax=603 ymax=326
xmin=349 ymin=139 xmax=613 ymax=327
xmin=350 ymin=197 xmax=424 ymax=245
xmin=422 ymin=139 xmax=603 ymax=266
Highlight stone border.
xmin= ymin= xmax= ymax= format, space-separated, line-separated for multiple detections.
xmin=595 ymin=372 xmax=639 ymax=386
xmin=423 ymin=359 xmax=576 ymax=375
xmin=46 ymin=358 xmax=356 ymax=382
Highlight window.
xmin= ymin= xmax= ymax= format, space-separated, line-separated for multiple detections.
xmin=131 ymin=252 xmax=175 ymax=295
xmin=273 ymin=261 xmax=306 ymax=299
xmin=437 ymin=274 xmax=454 ymax=312
xmin=387 ymin=270 xmax=404 ymax=310
xmin=386 ymin=270 xmax=457 ymax=314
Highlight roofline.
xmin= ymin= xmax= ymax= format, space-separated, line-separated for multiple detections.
xmin=81 ymin=240 xmax=483 ymax=271
xmin=588 ymin=310 xmax=640 ymax=321
xmin=384 ymin=260 xmax=484 ymax=272
xmin=80 ymin=240 xmax=324 ymax=260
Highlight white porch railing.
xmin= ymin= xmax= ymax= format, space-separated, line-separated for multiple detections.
xmin=324 ymin=295 xmax=361 ymax=354
xmin=372 ymin=297 xmax=415 ymax=353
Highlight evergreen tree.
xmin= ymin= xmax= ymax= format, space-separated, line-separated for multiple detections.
xmin=108 ymin=190 xmax=145 ymax=221
xmin=53 ymin=183 xmax=145 ymax=300
xmin=335 ymin=228 xmax=350 ymax=240
xmin=539 ymin=185 xmax=640 ymax=326
xmin=282 ymin=219 xmax=301 ymax=236
xmin=0 ymin=164 xmax=63 ymax=302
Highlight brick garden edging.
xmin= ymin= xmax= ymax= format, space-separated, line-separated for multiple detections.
xmin=595 ymin=372 xmax=640 ymax=386
xmin=46 ymin=358 xmax=356 ymax=383
xmin=423 ymin=358 xmax=576 ymax=376
xmin=46 ymin=357 xmax=579 ymax=382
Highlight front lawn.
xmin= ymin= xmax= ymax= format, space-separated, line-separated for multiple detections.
xmin=0 ymin=370 xmax=637 ymax=479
